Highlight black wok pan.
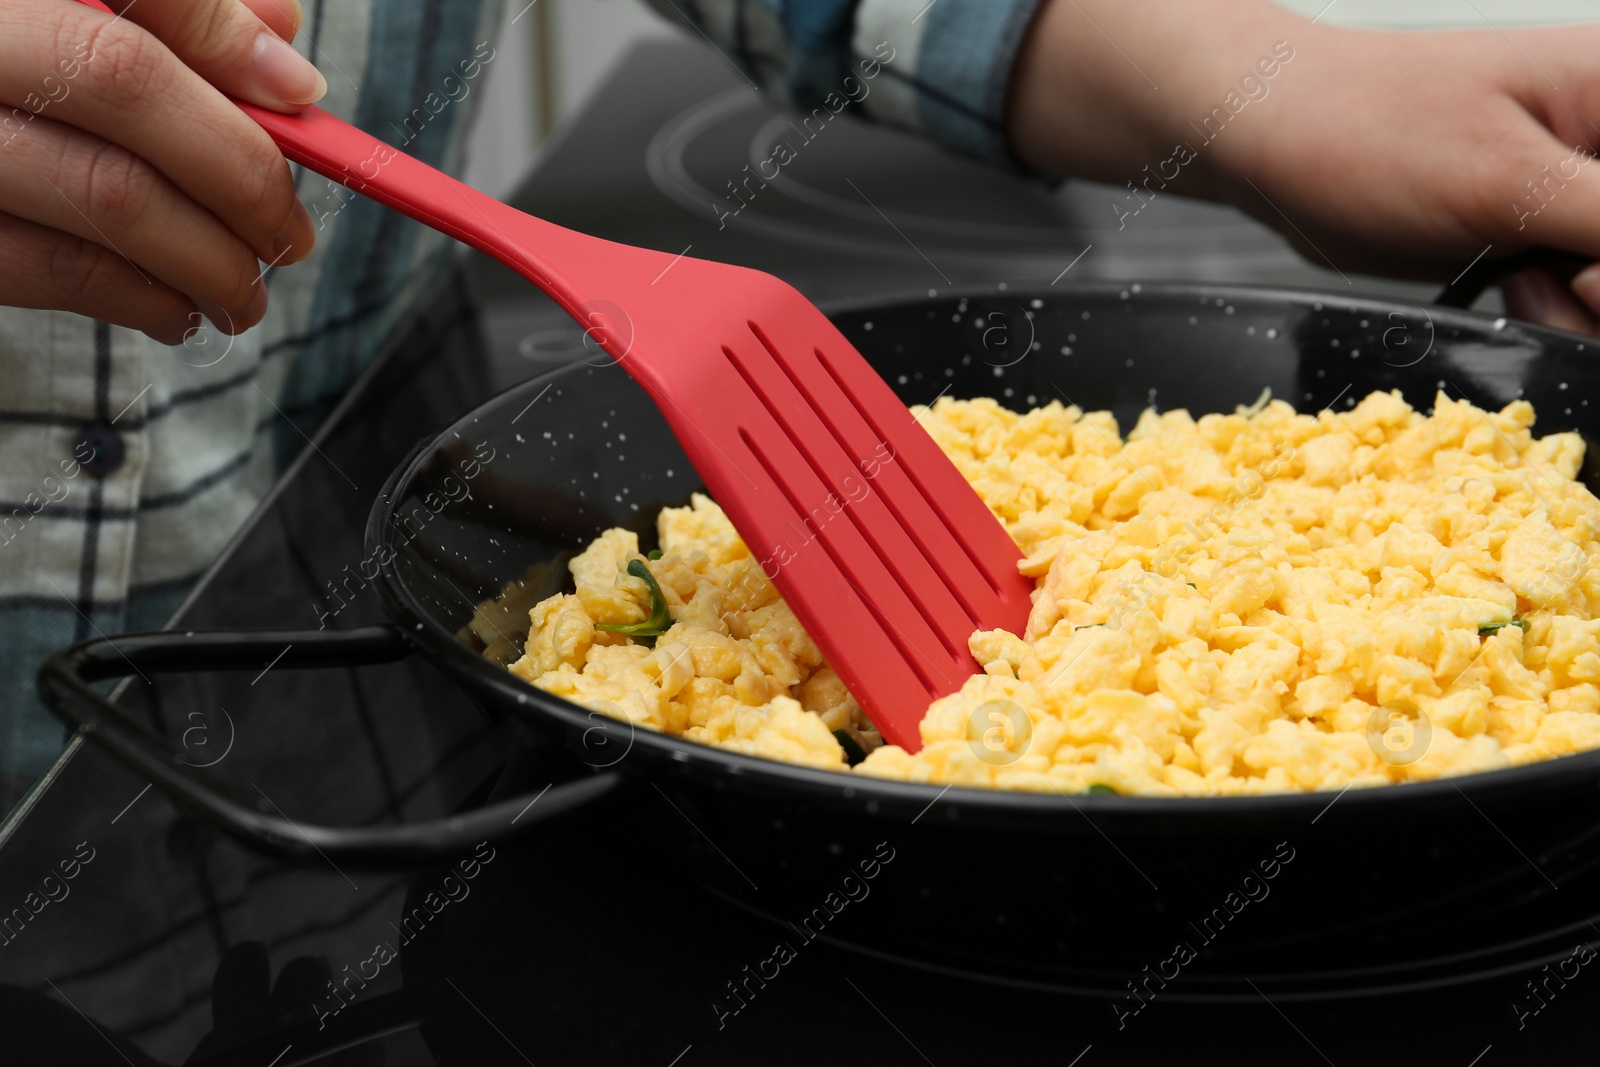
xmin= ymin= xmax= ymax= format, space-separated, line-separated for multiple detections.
xmin=40 ymin=281 xmax=1600 ymax=1000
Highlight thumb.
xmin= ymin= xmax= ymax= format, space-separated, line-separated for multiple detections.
xmin=102 ymin=0 xmax=326 ymax=111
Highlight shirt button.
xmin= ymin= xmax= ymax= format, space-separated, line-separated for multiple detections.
xmin=75 ymin=421 xmax=126 ymax=478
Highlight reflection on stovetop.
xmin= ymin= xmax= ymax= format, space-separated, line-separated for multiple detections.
xmin=0 ymin=38 xmax=1576 ymax=1067
xmin=0 ymin=272 xmax=519 ymax=1066
xmin=644 ymin=87 xmax=1284 ymax=276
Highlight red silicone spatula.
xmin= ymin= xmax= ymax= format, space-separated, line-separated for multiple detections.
xmin=80 ymin=2 xmax=1033 ymax=751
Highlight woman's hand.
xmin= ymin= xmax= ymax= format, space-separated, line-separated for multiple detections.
xmin=1009 ymin=0 xmax=1600 ymax=334
xmin=0 ymin=0 xmax=323 ymax=345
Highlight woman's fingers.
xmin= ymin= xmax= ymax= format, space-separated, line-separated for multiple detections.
xmin=1 ymin=1 xmax=315 ymax=266
xmin=1504 ymin=266 xmax=1600 ymax=336
xmin=1568 ymin=264 xmax=1600 ymax=327
xmin=101 ymin=0 xmax=325 ymax=111
xmin=241 ymin=0 xmax=303 ymax=44
xmin=0 ymin=209 xmax=195 ymax=344
xmin=0 ymin=113 xmax=273 ymax=331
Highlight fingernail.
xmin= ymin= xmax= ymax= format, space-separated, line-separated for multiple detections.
xmin=244 ymin=283 xmax=270 ymax=327
xmin=1504 ymin=273 xmax=1547 ymax=323
xmin=272 ymin=199 xmax=316 ymax=263
xmin=252 ymin=32 xmax=326 ymax=107
xmin=1573 ymin=265 xmax=1600 ymax=312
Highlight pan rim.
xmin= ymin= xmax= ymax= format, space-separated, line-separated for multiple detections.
xmin=369 ymin=280 xmax=1600 ymax=822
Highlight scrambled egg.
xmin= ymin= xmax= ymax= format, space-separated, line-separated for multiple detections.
xmin=508 ymin=503 xmax=878 ymax=770
xmin=507 ymin=389 xmax=1600 ymax=796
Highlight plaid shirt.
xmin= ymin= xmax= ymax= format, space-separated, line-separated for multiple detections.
xmin=643 ymin=0 xmax=1043 ymax=165
xmin=0 ymin=0 xmax=1043 ymax=789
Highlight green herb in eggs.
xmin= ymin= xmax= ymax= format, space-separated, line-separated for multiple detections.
xmin=834 ymin=730 xmax=868 ymax=766
xmin=596 ymin=559 xmax=674 ymax=646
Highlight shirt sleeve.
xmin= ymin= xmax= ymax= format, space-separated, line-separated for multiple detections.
xmin=640 ymin=0 xmax=1047 ymax=169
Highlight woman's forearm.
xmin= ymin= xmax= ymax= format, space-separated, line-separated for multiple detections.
xmin=1006 ymin=0 xmax=1306 ymax=199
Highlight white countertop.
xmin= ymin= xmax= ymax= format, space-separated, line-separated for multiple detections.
xmin=1276 ymin=0 xmax=1600 ymax=27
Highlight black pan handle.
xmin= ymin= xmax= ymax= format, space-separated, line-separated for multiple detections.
xmin=37 ymin=625 xmax=625 ymax=866
xmin=1434 ymin=249 xmax=1591 ymax=309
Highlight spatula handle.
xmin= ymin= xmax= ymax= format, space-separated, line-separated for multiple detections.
xmin=236 ymin=102 xmax=566 ymax=288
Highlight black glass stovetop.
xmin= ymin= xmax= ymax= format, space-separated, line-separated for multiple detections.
xmin=0 ymin=38 xmax=1594 ymax=1067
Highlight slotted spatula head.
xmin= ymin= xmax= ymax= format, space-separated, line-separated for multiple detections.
xmin=592 ymin=258 xmax=1036 ymax=751
xmin=61 ymin=27 xmax=1036 ymax=749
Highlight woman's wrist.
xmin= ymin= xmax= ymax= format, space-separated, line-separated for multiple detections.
xmin=1006 ymin=0 xmax=1313 ymax=200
